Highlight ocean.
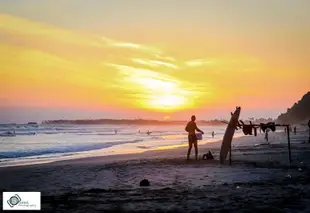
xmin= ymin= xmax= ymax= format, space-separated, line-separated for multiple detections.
xmin=0 ymin=124 xmax=243 ymax=167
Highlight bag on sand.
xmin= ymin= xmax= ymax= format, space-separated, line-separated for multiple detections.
xmin=203 ymin=151 xmax=214 ymax=160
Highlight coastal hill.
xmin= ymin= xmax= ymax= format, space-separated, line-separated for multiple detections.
xmin=276 ymin=91 xmax=310 ymax=124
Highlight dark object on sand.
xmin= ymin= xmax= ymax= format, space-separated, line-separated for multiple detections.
xmin=203 ymin=151 xmax=214 ymax=160
xmin=140 ymin=179 xmax=150 ymax=187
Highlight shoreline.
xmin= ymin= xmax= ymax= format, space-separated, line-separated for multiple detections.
xmin=1 ymin=130 xmax=310 ymax=212
xmin=45 ymin=130 xmax=309 ymax=166
xmin=0 ymin=130 xmax=297 ymax=170
xmin=0 ymin=132 xmax=247 ymax=169
xmin=0 ymin=124 xmax=233 ymax=168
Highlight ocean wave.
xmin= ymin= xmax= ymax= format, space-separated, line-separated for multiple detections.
xmin=39 ymin=131 xmax=93 ymax=135
xmin=16 ymin=132 xmax=36 ymax=136
xmin=0 ymin=133 xmax=15 ymax=137
xmin=0 ymin=132 xmax=36 ymax=136
xmin=151 ymin=136 xmax=164 ymax=140
xmin=81 ymin=132 xmax=136 ymax=136
xmin=137 ymin=146 xmax=152 ymax=149
xmin=0 ymin=139 xmax=143 ymax=159
xmin=41 ymin=132 xmax=59 ymax=135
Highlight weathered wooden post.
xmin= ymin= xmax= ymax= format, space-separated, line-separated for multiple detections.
xmin=308 ymin=120 xmax=310 ymax=143
xmin=287 ymin=125 xmax=292 ymax=164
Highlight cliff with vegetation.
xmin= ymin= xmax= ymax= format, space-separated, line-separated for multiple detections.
xmin=276 ymin=91 xmax=310 ymax=124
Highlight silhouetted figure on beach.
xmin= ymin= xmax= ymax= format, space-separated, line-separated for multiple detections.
xmin=293 ymin=127 xmax=297 ymax=135
xmin=264 ymin=129 xmax=269 ymax=142
xmin=211 ymin=131 xmax=215 ymax=138
xmin=115 ymin=130 xmax=117 ymax=135
xmin=147 ymin=130 xmax=151 ymax=135
xmin=185 ymin=115 xmax=204 ymax=160
xmin=284 ymin=127 xmax=287 ymax=133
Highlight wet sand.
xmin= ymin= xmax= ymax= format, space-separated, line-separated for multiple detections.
xmin=1 ymin=130 xmax=310 ymax=212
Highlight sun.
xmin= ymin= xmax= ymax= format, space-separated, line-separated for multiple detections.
xmin=149 ymin=95 xmax=186 ymax=110
xmin=117 ymin=66 xmax=202 ymax=112
xmin=163 ymin=116 xmax=171 ymax=120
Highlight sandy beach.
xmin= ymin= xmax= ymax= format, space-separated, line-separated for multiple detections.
xmin=1 ymin=130 xmax=310 ymax=212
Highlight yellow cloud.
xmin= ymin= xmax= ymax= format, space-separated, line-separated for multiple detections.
xmin=132 ymin=58 xmax=178 ymax=69
xmin=185 ymin=59 xmax=216 ymax=67
xmin=2 ymin=13 xmax=307 ymax=114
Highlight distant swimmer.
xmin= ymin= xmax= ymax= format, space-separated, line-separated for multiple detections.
xmin=185 ymin=115 xmax=204 ymax=160
xmin=211 ymin=131 xmax=215 ymax=138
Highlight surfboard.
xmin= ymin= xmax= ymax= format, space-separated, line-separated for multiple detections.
xmin=220 ymin=106 xmax=241 ymax=164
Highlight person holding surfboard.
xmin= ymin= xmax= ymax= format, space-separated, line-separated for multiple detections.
xmin=185 ymin=115 xmax=204 ymax=160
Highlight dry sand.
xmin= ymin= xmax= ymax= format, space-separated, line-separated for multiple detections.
xmin=1 ymin=130 xmax=310 ymax=212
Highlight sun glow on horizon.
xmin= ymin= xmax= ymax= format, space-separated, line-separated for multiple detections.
xmin=163 ymin=116 xmax=171 ymax=120
xmin=149 ymin=95 xmax=186 ymax=110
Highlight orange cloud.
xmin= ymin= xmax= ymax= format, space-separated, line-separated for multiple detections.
xmin=0 ymin=13 xmax=309 ymax=116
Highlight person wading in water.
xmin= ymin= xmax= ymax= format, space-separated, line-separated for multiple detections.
xmin=185 ymin=115 xmax=204 ymax=160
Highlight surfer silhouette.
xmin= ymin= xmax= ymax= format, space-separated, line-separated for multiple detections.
xmin=185 ymin=115 xmax=204 ymax=160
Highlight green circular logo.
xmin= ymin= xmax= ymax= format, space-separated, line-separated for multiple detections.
xmin=9 ymin=196 xmax=20 ymax=206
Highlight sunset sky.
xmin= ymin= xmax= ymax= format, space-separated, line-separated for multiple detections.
xmin=0 ymin=0 xmax=309 ymax=123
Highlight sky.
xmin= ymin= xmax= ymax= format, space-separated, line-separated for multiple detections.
xmin=0 ymin=0 xmax=309 ymax=123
